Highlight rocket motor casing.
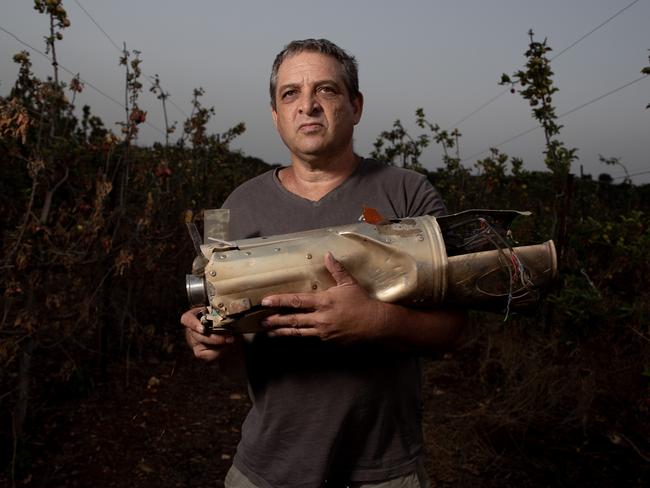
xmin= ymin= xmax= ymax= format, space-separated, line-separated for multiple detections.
xmin=187 ymin=214 xmax=557 ymax=333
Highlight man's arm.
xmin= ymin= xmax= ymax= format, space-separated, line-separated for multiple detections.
xmin=261 ymin=252 xmax=467 ymax=352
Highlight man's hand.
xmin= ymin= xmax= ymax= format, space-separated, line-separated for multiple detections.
xmin=261 ymin=252 xmax=468 ymax=351
xmin=260 ymin=252 xmax=388 ymax=344
xmin=180 ymin=307 xmax=235 ymax=361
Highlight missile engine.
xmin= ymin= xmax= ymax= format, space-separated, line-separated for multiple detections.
xmin=185 ymin=209 xmax=557 ymax=333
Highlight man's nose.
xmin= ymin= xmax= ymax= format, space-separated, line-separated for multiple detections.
xmin=298 ymin=92 xmax=321 ymax=115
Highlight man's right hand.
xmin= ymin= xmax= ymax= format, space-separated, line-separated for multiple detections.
xmin=180 ymin=307 xmax=235 ymax=361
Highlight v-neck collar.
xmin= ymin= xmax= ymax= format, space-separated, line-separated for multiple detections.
xmin=271 ymin=159 xmax=367 ymax=207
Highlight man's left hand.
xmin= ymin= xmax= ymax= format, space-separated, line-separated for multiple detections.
xmin=260 ymin=252 xmax=387 ymax=344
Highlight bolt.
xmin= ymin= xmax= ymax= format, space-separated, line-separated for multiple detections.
xmin=209 ymin=270 xmax=217 ymax=277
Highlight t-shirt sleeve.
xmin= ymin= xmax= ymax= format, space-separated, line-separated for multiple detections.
xmin=406 ymin=174 xmax=448 ymax=218
xmin=221 ymin=190 xmax=245 ymax=240
xmin=218 ymin=169 xmax=281 ymax=240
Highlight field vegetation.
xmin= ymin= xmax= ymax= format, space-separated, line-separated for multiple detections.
xmin=1 ymin=3 xmax=649 ymax=486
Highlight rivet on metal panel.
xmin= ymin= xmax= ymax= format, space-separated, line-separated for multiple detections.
xmin=312 ymin=283 xmax=318 ymax=290
xmin=274 ymin=247 xmax=281 ymax=252
xmin=219 ymin=254 xmax=227 ymax=259
xmin=306 ymin=253 xmax=312 ymax=259
xmin=417 ymin=234 xmax=424 ymax=241
xmin=245 ymin=251 xmax=251 ymax=256
xmin=209 ymin=271 xmax=217 ymax=277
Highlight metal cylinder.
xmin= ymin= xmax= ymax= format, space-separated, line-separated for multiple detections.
xmin=187 ymin=213 xmax=557 ymax=332
xmin=186 ymin=274 xmax=207 ymax=308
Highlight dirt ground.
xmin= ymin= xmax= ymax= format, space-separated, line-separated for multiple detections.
xmin=3 ymin=352 xmax=247 ymax=488
xmin=2 ymin=336 xmax=649 ymax=488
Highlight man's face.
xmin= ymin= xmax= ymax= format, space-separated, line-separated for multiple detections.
xmin=271 ymin=51 xmax=363 ymax=163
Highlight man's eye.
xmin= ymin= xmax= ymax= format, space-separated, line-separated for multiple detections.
xmin=282 ymin=90 xmax=297 ymax=99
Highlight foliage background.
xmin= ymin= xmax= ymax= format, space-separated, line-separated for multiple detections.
xmin=1 ymin=3 xmax=649 ymax=487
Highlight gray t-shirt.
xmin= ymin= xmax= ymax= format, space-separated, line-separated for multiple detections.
xmin=223 ymin=159 xmax=446 ymax=488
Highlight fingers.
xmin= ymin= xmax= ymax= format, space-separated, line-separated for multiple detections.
xmin=258 ymin=252 xmax=357 ymax=342
xmin=195 ymin=348 xmax=220 ymax=361
xmin=186 ymin=328 xmax=234 ymax=346
xmin=261 ymin=292 xmax=319 ymax=309
xmin=185 ymin=328 xmax=234 ymax=361
xmin=182 ymin=307 xmax=235 ymax=362
xmin=324 ymin=252 xmax=356 ymax=286
xmin=180 ymin=307 xmax=207 ymax=334
xmin=192 ymin=340 xmax=221 ymax=361
xmin=267 ymin=326 xmax=319 ymax=338
xmin=261 ymin=252 xmax=353 ymax=310
xmin=262 ymin=309 xmax=323 ymax=338
xmin=262 ymin=311 xmax=317 ymax=329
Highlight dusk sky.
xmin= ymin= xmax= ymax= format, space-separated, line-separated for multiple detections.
xmin=2 ymin=0 xmax=649 ymax=183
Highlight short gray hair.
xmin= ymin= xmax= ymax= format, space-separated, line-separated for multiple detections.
xmin=269 ymin=38 xmax=360 ymax=110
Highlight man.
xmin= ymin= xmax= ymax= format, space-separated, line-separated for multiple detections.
xmin=181 ymin=39 xmax=466 ymax=488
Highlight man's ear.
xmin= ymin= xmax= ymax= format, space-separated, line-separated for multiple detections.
xmin=352 ymin=92 xmax=364 ymax=125
xmin=271 ymin=103 xmax=278 ymax=129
